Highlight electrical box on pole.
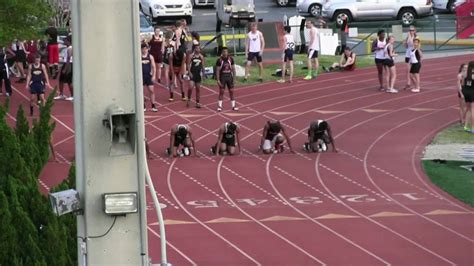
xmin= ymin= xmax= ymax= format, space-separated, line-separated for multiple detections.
xmin=71 ymin=0 xmax=148 ymax=264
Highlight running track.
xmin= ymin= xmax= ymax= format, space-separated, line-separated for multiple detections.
xmin=3 ymin=55 xmax=473 ymax=265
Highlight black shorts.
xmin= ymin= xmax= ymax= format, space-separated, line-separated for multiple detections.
xmin=29 ymin=82 xmax=45 ymax=95
xmin=462 ymin=87 xmax=474 ymax=103
xmin=247 ymin=52 xmax=262 ymax=63
xmin=383 ymin=59 xmax=395 ymax=67
xmin=219 ymin=75 xmax=234 ymax=90
xmin=190 ymin=71 xmax=202 ymax=83
xmin=308 ymin=131 xmax=331 ymax=144
xmin=283 ymin=49 xmax=294 ymax=62
xmin=410 ymin=63 xmax=421 ymax=74
xmin=308 ymin=49 xmax=318 ymax=59
xmin=375 ymin=58 xmax=385 ymax=65
xmin=15 ymin=50 xmax=27 ymax=63
xmin=143 ymin=75 xmax=153 ymax=86
xmin=221 ymin=135 xmax=236 ymax=147
xmin=59 ymin=67 xmax=73 ymax=84
xmin=173 ymin=137 xmax=187 ymax=147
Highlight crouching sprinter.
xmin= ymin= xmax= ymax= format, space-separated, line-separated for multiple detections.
xmin=211 ymin=122 xmax=241 ymax=156
xmin=166 ymin=124 xmax=197 ymax=157
xmin=303 ymin=120 xmax=337 ymax=153
xmin=259 ymin=120 xmax=294 ymax=154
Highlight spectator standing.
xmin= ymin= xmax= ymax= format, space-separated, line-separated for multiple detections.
xmin=216 ymin=47 xmax=237 ymax=112
xmin=383 ymin=35 xmax=398 ymax=94
xmin=55 ymin=36 xmax=73 ymax=101
xmin=0 ymin=46 xmax=12 ymax=96
xmin=245 ymin=22 xmax=265 ymax=82
xmin=278 ymin=26 xmax=295 ymax=84
xmin=339 ymin=14 xmax=349 ymax=53
xmin=372 ymin=30 xmax=387 ymax=91
xmin=304 ymin=20 xmax=320 ymax=80
xmin=149 ymin=27 xmax=164 ymax=84
xmin=45 ymin=20 xmax=59 ymax=78
xmin=408 ymin=39 xmax=423 ymax=93
xmin=403 ymin=26 xmax=417 ymax=90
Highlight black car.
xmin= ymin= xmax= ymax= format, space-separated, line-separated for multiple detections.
xmin=276 ymin=0 xmax=296 ymax=7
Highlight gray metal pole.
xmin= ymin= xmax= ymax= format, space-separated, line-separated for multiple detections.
xmin=72 ymin=0 xmax=148 ymax=264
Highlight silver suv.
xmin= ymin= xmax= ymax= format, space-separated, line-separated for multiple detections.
xmin=322 ymin=0 xmax=433 ymax=26
xmin=297 ymin=0 xmax=327 ymax=17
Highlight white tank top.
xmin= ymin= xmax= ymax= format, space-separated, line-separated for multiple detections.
xmin=284 ymin=34 xmax=295 ymax=50
xmin=384 ymin=43 xmax=393 ymax=60
xmin=405 ymin=35 xmax=415 ymax=58
xmin=248 ymin=31 xmax=262 ymax=53
xmin=409 ymin=49 xmax=419 ymax=64
xmin=375 ymin=39 xmax=386 ymax=59
xmin=309 ymin=27 xmax=320 ymax=51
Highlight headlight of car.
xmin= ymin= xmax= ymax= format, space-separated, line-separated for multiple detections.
xmin=184 ymin=2 xmax=192 ymax=9
xmin=153 ymin=4 xmax=164 ymax=9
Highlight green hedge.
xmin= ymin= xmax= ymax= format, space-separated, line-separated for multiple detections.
xmin=0 ymin=92 xmax=77 ymax=265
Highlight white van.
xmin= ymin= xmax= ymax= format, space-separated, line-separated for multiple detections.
xmin=139 ymin=0 xmax=193 ymax=24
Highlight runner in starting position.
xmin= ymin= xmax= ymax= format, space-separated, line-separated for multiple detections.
xmin=211 ymin=122 xmax=241 ymax=156
xmin=303 ymin=120 xmax=337 ymax=153
xmin=259 ymin=120 xmax=294 ymax=154
xmin=166 ymin=124 xmax=197 ymax=157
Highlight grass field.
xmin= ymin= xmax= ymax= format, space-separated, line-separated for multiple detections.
xmin=423 ymin=160 xmax=474 ymax=206
xmin=200 ymin=54 xmax=375 ymax=86
xmin=431 ymin=124 xmax=474 ymax=145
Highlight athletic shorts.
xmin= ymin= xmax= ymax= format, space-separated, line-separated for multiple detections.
xmin=375 ymin=58 xmax=385 ymax=65
xmin=143 ymin=75 xmax=153 ymax=86
xmin=15 ymin=50 xmax=27 ymax=63
xmin=219 ymin=75 xmax=234 ymax=90
xmin=308 ymin=49 xmax=319 ymax=59
xmin=29 ymin=82 xmax=45 ymax=95
xmin=59 ymin=70 xmax=73 ymax=84
xmin=247 ymin=52 xmax=262 ymax=63
xmin=222 ymin=135 xmax=236 ymax=147
xmin=410 ymin=63 xmax=421 ymax=74
xmin=462 ymin=87 xmax=474 ymax=103
xmin=262 ymin=133 xmax=283 ymax=150
xmin=405 ymin=57 xmax=410 ymax=63
xmin=47 ymin=44 xmax=59 ymax=64
xmin=383 ymin=58 xmax=395 ymax=67
xmin=190 ymin=71 xmax=202 ymax=83
xmin=283 ymin=49 xmax=294 ymax=62
xmin=173 ymin=136 xmax=187 ymax=147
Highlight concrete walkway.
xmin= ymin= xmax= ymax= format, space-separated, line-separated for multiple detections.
xmin=423 ymin=144 xmax=474 ymax=161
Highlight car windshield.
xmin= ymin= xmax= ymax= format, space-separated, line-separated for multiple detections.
xmin=228 ymin=0 xmax=252 ymax=5
xmin=140 ymin=16 xmax=151 ymax=28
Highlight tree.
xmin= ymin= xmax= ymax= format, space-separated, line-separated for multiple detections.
xmin=0 ymin=0 xmax=54 ymax=44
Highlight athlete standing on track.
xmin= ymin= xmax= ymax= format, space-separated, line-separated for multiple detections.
xmin=403 ymin=26 xmax=417 ymax=90
xmin=408 ymin=39 xmax=423 ymax=93
xmin=245 ymin=22 xmax=265 ymax=82
xmin=163 ymin=36 xmax=175 ymax=98
xmin=259 ymin=120 xmax=294 ymax=154
xmin=211 ymin=122 xmax=241 ymax=156
xmin=45 ymin=20 xmax=59 ymax=78
xmin=166 ymin=124 xmax=197 ymax=157
xmin=55 ymin=36 xmax=73 ymax=101
xmin=216 ymin=47 xmax=238 ymax=112
xmin=25 ymin=55 xmax=51 ymax=116
xmin=170 ymin=45 xmax=187 ymax=101
xmin=141 ymin=43 xmax=158 ymax=112
xmin=304 ymin=20 xmax=320 ymax=80
xmin=0 ymin=46 xmax=12 ymax=97
xmin=187 ymin=45 xmax=205 ymax=108
xmin=383 ymin=35 xmax=398 ymax=94
xmin=458 ymin=63 xmax=468 ymax=125
xmin=462 ymin=61 xmax=474 ymax=133
xmin=303 ymin=120 xmax=337 ymax=153
xmin=278 ymin=26 xmax=295 ymax=84
xmin=148 ymin=27 xmax=164 ymax=84
xmin=372 ymin=30 xmax=387 ymax=91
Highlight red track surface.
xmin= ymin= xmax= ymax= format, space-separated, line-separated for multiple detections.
xmin=4 ymin=55 xmax=473 ymax=265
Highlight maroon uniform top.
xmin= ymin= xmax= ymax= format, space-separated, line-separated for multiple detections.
xmin=149 ymin=35 xmax=163 ymax=64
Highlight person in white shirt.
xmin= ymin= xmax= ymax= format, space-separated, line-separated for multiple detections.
xmin=245 ymin=22 xmax=265 ymax=82
xmin=403 ymin=26 xmax=417 ymax=90
xmin=304 ymin=20 xmax=320 ymax=80
xmin=371 ymin=30 xmax=387 ymax=91
xmin=278 ymin=26 xmax=295 ymax=83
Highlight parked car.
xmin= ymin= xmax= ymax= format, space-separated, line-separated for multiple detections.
xmin=432 ymin=0 xmax=461 ymax=12
xmin=140 ymin=13 xmax=154 ymax=41
xmin=322 ymin=0 xmax=433 ymax=26
xmin=139 ymin=0 xmax=193 ymax=24
xmin=215 ymin=0 xmax=256 ymax=27
xmin=296 ymin=0 xmax=327 ymax=17
xmin=276 ymin=0 xmax=296 ymax=7
xmin=193 ymin=0 xmax=215 ymax=7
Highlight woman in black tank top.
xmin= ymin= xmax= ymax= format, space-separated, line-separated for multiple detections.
xmin=462 ymin=61 xmax=474 ymax=133
xmin=187 ymin=46 xmax=205 ymax=108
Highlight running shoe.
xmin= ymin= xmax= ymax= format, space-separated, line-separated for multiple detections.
xmin=66 ymin=96 xmax=74 ymax=101
xmin=387 ymin=88 xmax=398 ymax=94
xmin=303 ymin=143 xmax=309 ymax=152
xmin=322 ymin=66 xmax=330 ymax=73
xmin=54 ymin=95 xmax=66 ymax=100
xmin=195 ymin=103 xmax=201 ymax=109
xmin=210 ymin=145 xmax=216 ymax=155
xmin=232 ymin=106 xmax=239 ymax=111
xmin=411 ymin=88 xmax=420 ymax=93
xmin=464 ymin=126 xmax=470 ymax=132
xmin=217 ymin=106 xmax=222 ymax=112
xmin=277 ymin=79 xmax=285 ymax=83
xmin=168 ymin=97 xmax=174 ymax=102
xmin=151 ymin=104 xmax=158 ymax=112
xmin=165 ymin=148 xmax=171 ymax=156
xmin=183 ymin=147 xmax=190 ymax=156
xmin=258 ymin=78 xmax=263 ymax=82
xmin=303 ymin=75 xmax=312 ymax=80
xmin=181 ymin=96 xmax=188 ymax=101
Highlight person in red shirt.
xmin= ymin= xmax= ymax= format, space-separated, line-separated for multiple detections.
xmin=323 ymin=47 xmax=356 ymax=72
